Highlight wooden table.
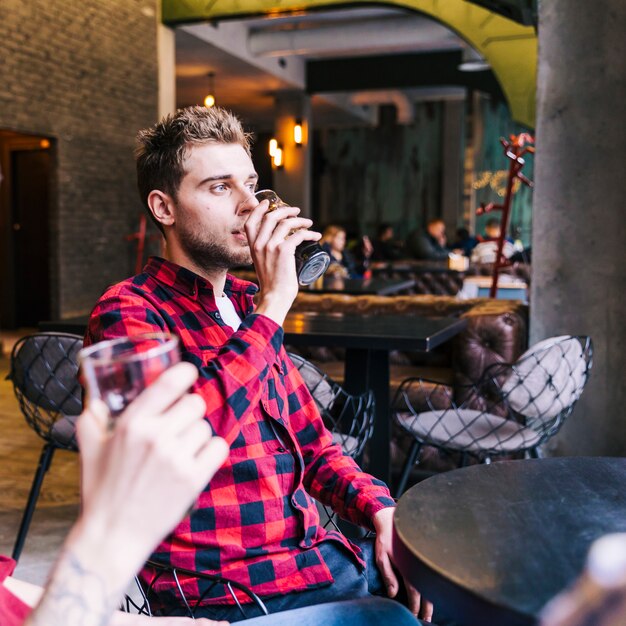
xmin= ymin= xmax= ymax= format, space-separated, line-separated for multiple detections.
xmin=392 ymin=457 xmax=626 ymax=626
xmin=459 ymin=275 xmax=528 ymax=302
xmin=283 ymin=312 xmax=466 ymax=482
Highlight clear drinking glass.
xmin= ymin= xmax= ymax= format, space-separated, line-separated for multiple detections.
xmin=79 ymin=332 xmax=180 ymax=422
xmin=255 ymin=189 xmax=330 ymax=285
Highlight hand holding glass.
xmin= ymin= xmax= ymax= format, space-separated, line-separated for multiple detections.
xmin=79 ymin=333 xmax=180 ymax=423
xmin=255 ymin=189 xmax=330 ymax=285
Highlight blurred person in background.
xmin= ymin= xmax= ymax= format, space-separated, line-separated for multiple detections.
xmin=470 ymin=218 xmax=515 ymax=265
xmin=321 ymin=225 xmax=373 ymax=278
xmin=406 ymin=219 xmax=449 ymax=261
xmin=450 ymin=227 xmax=478 ymax=257
xmin=371 ymin=223 xmax=403 ymax=261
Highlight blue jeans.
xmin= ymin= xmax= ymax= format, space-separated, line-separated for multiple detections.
xmin=170 ymin=538 xmax=427 ymax=623
xmin=240 ymin=597 xmax=419 ymax=626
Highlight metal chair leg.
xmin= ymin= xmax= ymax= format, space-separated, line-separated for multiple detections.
xmin=395 ymin=440 xmax=422 ymax=498
xmin=12 ymin=443 xmax=56 ymax=561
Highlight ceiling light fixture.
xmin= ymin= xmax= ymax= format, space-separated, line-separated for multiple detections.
xmin=458 ymin=47 xmax=489 ymax=72
xmin=204 ymin=72 xmax=216 ymax=108
xmin=268 ymin=138 xmax=278 ymax=157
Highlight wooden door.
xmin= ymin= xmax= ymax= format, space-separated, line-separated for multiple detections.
xmin=12 ymin=149 xmax=51 ymax=326
xmin=0 ymin=131 xmax=52 ymax=328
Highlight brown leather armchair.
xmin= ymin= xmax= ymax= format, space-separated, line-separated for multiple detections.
xmin=288 ymin=293 xmax=528 ymax=476
xmin=371 ymin=261 xmax=465 ymax=295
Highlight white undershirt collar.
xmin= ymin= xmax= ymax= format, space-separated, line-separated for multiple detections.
xmin=215 ymin=293 xmax=242 ymax=330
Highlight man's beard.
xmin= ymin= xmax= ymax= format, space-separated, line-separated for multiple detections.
xmin=177 ymin=222 xmax=252 ymax=273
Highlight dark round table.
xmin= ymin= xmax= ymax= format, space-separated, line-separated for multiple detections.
xmin=392 ymin=457 xmax=626 ymax=626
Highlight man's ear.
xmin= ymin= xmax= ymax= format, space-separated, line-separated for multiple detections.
xmin=147 ymin=190 xmax=175 ymax=228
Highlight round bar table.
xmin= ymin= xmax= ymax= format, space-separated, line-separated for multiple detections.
xmin=393 ymin=457 xmax=626 ymax=626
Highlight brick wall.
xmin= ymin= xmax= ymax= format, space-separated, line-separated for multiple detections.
xmin=0 ymin=0 xmax=159 ymax=317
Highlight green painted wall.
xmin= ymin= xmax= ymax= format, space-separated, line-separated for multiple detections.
xmin=314 ymin=98 xmax=534 ymax=246
xmin=473 ymin=99 xmax=534 ymax=246
xmin=315 ymin=103 xmax=443 ymax=238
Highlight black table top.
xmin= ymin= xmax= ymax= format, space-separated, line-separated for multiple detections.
xmin=39 ymin=316 xmax=88 ymax=335
xmin=392 ymin=457 xmax=626 ymax=626
xmin=283 ymin=311 xmax=466 ymax=352
xmin=40 ymin=312 xmax=466 ymax=354
xmin=372 ymin=260 xmax=461 ymax=274
xmin=305 ymin=276 xmax=415 ymax=295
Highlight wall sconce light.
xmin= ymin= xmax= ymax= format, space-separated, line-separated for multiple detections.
xmin=293 ymin=119 xmax=303 ymax=146
xmin=272 ymin=145 xmax=284 ymax=169
xmin=268 ymin=138 xmax=278 ymax=157
xmin=204 ymin=72 xmax=216 ymax=108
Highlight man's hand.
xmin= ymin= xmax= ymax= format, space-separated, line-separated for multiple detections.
xmin=372 ymin=507 xmax=434 ymax=622
xmin=244 ymin=199 xmax=321 ymax=325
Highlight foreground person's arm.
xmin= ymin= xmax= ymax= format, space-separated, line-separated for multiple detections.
xmin=23 ymin=363 xmax=229 ymax=626
xmin=4 ymin=574 xmax=224 ymax=626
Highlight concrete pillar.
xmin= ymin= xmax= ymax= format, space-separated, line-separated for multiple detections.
xmin=440 ymin=99 xmax=465 ymax=236
xmin=531 ymin=0 xmax=626 ymax=455
xmin=273 ymin=93 xmax=312 ymax=218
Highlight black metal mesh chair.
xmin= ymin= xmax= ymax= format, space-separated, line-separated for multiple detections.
xmin=125 ymin=560 xmax=268 ymax=619
xmin=393 ymin=335 xmax=593 ymax=496
xmin=8 ymin=332 xmax=83 ymax=560
xmin=288 ymin=352 xmax=374 ymax=461
xmin=288 ymin=352 xmax=375 ymax=534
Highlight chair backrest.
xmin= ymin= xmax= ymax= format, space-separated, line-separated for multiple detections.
xmin=287 ymin=352 xmax=374 ymax=460
xmin=497 ymin=335 xmax=593 ymax=430
xmin=9 ymin=332 xmax=83 ymax=446
xmin=393 ymin=336 xmax=593 ymax=459
xmin=125 ymin=560 xmax=268 ymax=619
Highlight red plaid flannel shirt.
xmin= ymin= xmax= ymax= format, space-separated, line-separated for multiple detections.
xmin=85 ymin=257 xmax=394 ymax=605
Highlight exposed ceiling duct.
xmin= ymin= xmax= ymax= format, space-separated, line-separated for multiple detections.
xmin=247 ymin=17 xmax=462 ymax=59
xmin=350 ymin=90 xmax=414 ymax=124
xmin=176 ymin=8 xmax=474 ymax=129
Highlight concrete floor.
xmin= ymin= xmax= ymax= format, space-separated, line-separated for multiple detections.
xmin=0 ymin=330 xmax=80 ymax=586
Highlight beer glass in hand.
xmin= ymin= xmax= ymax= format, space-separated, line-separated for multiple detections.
xmin=255 ymin=189 xmax=330 ymax=285
xmin=79 ymin=333 xmax=180 ymax=425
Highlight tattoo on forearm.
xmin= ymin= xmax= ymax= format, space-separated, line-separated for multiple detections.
xmin=26 ymin=550 xmax=118 ymax=626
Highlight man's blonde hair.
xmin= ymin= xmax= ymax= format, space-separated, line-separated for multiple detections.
xmin=135 ymin=106 xmax=252 ymax=232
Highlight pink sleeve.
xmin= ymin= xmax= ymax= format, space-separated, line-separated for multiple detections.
xmin=0 ymin=556 xmax=32 ymax=625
